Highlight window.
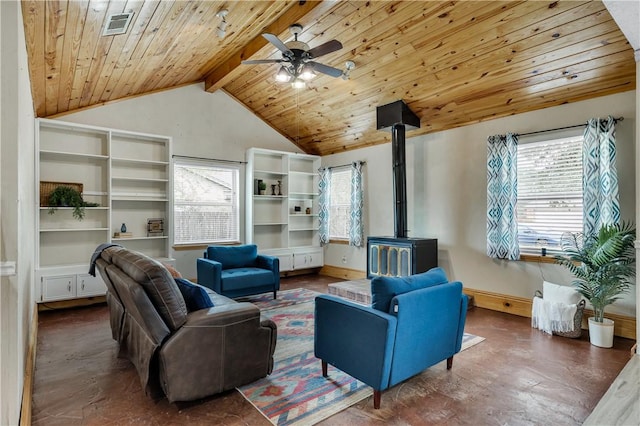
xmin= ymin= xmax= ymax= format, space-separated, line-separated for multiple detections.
xmin=173 ymin=159 xmax=240 ymax=244
xmin=329 ymin=167 xmax=352 ymax=240
xmin=517 ymin=136 xmax=583 ymax=254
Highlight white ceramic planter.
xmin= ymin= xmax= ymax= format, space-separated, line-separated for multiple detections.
xmin=588 ymin=317 xmax=615 ymax=348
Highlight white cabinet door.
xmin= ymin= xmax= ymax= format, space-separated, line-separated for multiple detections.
xmin=42 ymin=275 xmax=76 ymax=302
xmin=306 ymin=249 xmax=323 ymax=268
xmin=293 ymin=252 xmax=308 ymax=270
xmin=292 ymin=249 xmax=323 ymax=270
xmin=278 ymin=254 xmax=293 ymax=272
xmin=77 ymin=273 xmax=106 ymax=297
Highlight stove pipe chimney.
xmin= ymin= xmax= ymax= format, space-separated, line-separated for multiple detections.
xmin=376 ymin=100 xmax=420 ymax=238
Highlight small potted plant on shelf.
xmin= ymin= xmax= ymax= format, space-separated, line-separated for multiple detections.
xmin=556 ymin=221 xmax=636 ymax=348
xmin=258 ymin=181 xmax=267 ymax=195
xmin=47 ymin=185 xmax=98 ymax=221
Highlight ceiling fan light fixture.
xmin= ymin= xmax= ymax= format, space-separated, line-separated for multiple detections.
xmin=300 ymin=64 xmax=316 ymax=81
xmin=275 ymin=66 xmax=292 ymax=83
xmin=291 ymin=78 xmax=306 ymax=89
xmin=342 ymin=60 xmax=356 ymax=80
xmin=216 ymin=9 xmax=228 ymax=39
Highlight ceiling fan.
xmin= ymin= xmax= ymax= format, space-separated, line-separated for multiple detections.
xmin=242 ymin=24 xmax=345 ymax=87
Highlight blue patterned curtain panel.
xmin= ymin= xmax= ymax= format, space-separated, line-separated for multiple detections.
xmin=487 ymin=133 xmax=520 ymax=260
xmin=349 ymin=162 xmax=364 ymax=247
xmin=318 ymin=167 xmax=331 ymax=245
xmin=583 ymin=116 xmax=620 ymax=236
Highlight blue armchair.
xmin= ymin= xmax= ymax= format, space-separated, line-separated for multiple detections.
xmin=197 ymin=244 xmax=280 ymax=299
xmin=314 ymin=267 xmax=468 ymax=409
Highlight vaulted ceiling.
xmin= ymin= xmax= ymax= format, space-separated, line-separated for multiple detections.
xmin=21 ymin=1 xmax=636 ymax=156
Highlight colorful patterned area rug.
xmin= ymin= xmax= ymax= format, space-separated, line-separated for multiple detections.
xmin=238 ymin=289 xmax=484 ymax=426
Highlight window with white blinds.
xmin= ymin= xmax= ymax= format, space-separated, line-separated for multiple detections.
xmin=173 ymin=159 xmax=240 ymax=244
xmin=516 ymin=136 xmax=583 ymax=254
xmin=329 ymin=167 xmax=352 ymax=239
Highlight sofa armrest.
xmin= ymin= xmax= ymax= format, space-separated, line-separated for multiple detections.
xmin=184 ymin=302 xmax=261 ymax=327
xmin=158 ymin=302 xmax=277 ymax=402
xmin=256 ymin=254 xmax=277 ymax=271
xmin=314 ymin=295 xmax=397 ymax=391
xmin=387 ymin=282 xmax=467 ymax=385
xmin=256 ymin=254 xmax=280 ymax=290
xmin=196 ymin=258 xmax=222 ymax=293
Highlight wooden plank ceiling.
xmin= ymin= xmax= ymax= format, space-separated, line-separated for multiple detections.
xmin=22 ymin=1 xmax=636 ymax=156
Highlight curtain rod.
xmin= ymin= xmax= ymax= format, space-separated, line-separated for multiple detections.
xmin=323 ymin=161 xmax=366 ymax=170
xmin=517 ymin=116 xmax=623 ymax=137
xmin=172 ymin=154 xmax=246 ymax=164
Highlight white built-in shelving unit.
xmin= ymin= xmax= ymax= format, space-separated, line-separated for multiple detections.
xmin=36 ymin=118 xmax=172 ymax=302
xmin=246 ymin=148 xmax=323 ymax=272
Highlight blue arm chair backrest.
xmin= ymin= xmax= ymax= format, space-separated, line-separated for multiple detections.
xmin=371 ymin=267 xmax=449 ymax=312
xmin=206 ymin=244 xmax=258 ymax=269
xmin=387 ymin=281 xmax=467 ymax=387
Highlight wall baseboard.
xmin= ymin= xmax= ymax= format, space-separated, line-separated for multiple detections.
xmin=319 ymin=265 xmax=366 ymax=280
xmin=37 ymin=296 xmax=106 ymax=311
xmin=464 ymin=287 xmax=637 ymax=340
xmin=20 ymin=304 xmax=38 ymax=426
xmin=280 ymin=267 xmax=322 ymax=278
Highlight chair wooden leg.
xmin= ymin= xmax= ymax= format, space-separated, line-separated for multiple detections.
xmin=373 ymin=389 xmax=381 ymax=409
xmin=321 ymin=360 xmax=328 ymax=377
xmin=447 ymin=356 xmax=453 ymax=370
xmin=273 ymin=290 xmax=277 ymax=299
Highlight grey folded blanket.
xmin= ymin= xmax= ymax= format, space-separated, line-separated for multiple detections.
xmin=88 ymin=243 xmax=120 ymax=276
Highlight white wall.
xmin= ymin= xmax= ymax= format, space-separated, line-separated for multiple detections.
xmin=636 ymin=59 xmax=640 ymax=341
xmin=58 ymin=84 xmax=299 ymax=278
xmin=1 ymin=1 xmax=36 ymax=424
xmin=322 ymin=91 xmax=637 ymax=317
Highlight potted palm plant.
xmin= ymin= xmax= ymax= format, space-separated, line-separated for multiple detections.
xmin=556 ymin=222 xmax=636 ymax=348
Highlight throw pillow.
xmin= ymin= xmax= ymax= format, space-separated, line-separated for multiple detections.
xmin=543 ymin=281 xmax=581 ymax=305
xmin=163 ymin=263 xmax=182 ymax=278
xmin=371 ymin=267 xmax=449 ymax=312
xmin=174 ymin=278 xmax=214 ymax=312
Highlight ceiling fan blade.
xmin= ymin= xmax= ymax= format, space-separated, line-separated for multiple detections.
xmin=309 ymin=61 xmax=343 ymax=78
xmin=307 ymin=40 xmax=343 ymax=58
xmin=262 ymin=33 xmax=293 ymax=58
xmin=241 ymin=59 xmax=283 ymax=65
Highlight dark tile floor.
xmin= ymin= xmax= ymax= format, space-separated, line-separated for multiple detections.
xmin=32 ymin=274 xmax=634 ymax=425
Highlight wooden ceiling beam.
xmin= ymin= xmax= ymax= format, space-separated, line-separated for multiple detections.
xmin=203 ymin=1 xmax=331 ymax=93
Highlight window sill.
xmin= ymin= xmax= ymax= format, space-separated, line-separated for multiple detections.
xmin=329 ymin=239 xmax=349 ymax=245
xmin=519 ymin=254 xmax=558 ymax=264
xmin=172 ymin=242 xmax=241 ymax=251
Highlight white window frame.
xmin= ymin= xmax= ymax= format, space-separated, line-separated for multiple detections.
xmin=516 ymin=134 xmax=583 ymax=255
xmin=173 ymin=158 xmax=240 ymax=245
xmin=328 ymin=166 xmax=353 ymax=241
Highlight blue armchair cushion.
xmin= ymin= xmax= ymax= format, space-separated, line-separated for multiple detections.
xmin=222 ymin=268 xmax=275 ymax=291
xmin=174 ymin=278 xmax=214 ymax=312
xmin=371 ymin=267 xmax=449 ymax=312
xmin=206 ymin=245 xmax=257 ymax=270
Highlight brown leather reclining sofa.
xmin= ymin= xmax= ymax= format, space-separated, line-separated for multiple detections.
xmin=93 ymin=245 xmax=277 ymax=402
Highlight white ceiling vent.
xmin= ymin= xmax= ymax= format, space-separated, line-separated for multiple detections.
xmin=102 ymin=12 xmax=134 ymax=36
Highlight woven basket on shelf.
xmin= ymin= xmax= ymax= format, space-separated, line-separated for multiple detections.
xmin=534 ymin=289 xmax=585 ymax=338
xmin=39 ymin=181 xmax=83 ymax=207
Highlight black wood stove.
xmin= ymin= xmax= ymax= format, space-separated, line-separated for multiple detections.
xmin=367 ymin=100 xmax=438 ymax=279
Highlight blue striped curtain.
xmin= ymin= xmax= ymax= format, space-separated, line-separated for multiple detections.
xmin=349 ymin=162 xmax=364 ymax=247
xmin=318 ymin=167 xmax=331 ymax=245
xmin=583 ymin=116 xmax=620 ymax=236
xmin=487 ymin=133 xmax=520 ymax=260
